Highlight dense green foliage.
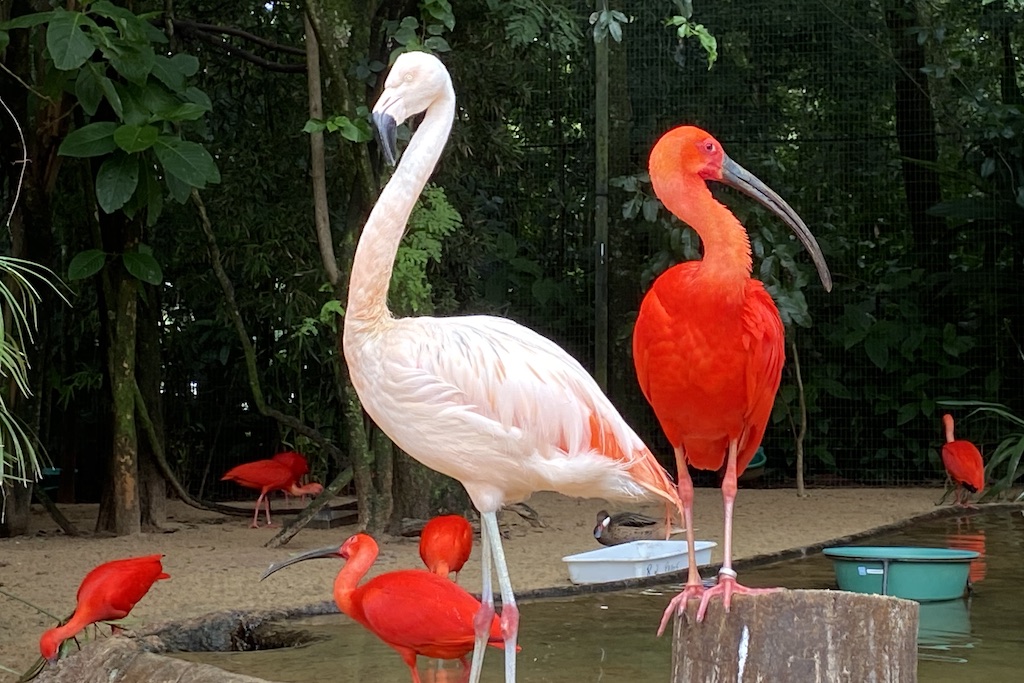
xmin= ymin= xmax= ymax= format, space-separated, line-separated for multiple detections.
xmin=1 ymin=0 xmax=1022 ymax=520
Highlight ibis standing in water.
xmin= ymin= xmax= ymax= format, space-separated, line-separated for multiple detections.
xmin=343 ymin=52 xmax=683 ymax=683
xmin=632 ymin=126 xmax=832 ymax=628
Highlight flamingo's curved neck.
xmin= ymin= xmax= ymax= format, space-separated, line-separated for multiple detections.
xmin=653 ymin=173 xmax=753 ymax=299
xmin=345 ymin=86 xmax=456 ymax=330
xmin=333 ymin=548 xmax=375 ymax=618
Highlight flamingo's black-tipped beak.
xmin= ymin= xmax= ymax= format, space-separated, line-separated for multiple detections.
xmin=372 ymin=111 xmax=398 ymax=167
xmin=719 ymin=156 xmax=833 ymax=292
xmin=260 ymin=545 xmax=342 ymax=581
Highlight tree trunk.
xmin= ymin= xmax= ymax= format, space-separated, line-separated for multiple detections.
xmin=137 ymin=287 xmax=167 ymax=529
xmin=884 ymin=1 xmax=945 ymax=247
xmin=0 ymin=482 xmax=32 ymax=536
xmin=96 ymin=217 xmax=142 ymax=535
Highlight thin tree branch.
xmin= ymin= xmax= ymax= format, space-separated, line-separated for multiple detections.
xmin=790 ymin=337 xmax=808 ymax=497
xmin=0 ymin=94 xmax=28 ymax=232
xmin=172 ymin=19 xmax=307 ymax=56
xmin=265 ymin=467 xmax=353 ymax=548
xmin=304 ymin=12 xmax=339 ymax=286
xmin=189 ymin=189 xmax=346 ymax=464
xmin=31 ymin=486 xmax=80 ymax=536
xmin=176 ymin=25 xmax=306 ymax=73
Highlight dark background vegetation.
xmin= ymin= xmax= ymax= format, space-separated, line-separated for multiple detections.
xmin=1 ymin=0 xmax=1021 ymax=535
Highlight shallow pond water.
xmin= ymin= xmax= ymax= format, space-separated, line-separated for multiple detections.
xmin=175 ymin=508 xmax=1024 ymax=682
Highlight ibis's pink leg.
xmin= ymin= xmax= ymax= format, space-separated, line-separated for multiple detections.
xmin=658 ymin=447 xmax=704 ymax=635
xmin=250 ymin=494 xmax=265 ymax=528
xmin=693 ymin=440 xmax=780 ymax=621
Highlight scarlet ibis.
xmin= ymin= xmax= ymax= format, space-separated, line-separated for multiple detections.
xmin=343 ymin=52 xmax=683 ymax=683
xmin=221 ymin=459 xmax=324 ymax=527
xmin=419 ymin=515 xmax=473 ymax=581
xmin=272 ymin=450 xmax=310 ymax=479
xmin=941 ymin=414 xmax=985 ymax=506
xmin=261 ymin=533 xmax=508 ymax=683
xmin=39 ymin=554 xmax=169 ymax=662
xmin=593 ymin=510 xmax=684 ymax=546
xmin=633 ymin=126 xmax=832 ymax=627
xmin=272 ymin=450 xmax=312 ymax=502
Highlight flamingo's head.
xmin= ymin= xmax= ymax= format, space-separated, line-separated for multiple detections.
xmin=372 ymin=52 xmax=454 ymax=166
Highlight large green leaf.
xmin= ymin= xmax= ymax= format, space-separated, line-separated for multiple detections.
xmin=46 ymin=10 xmax=96 ymax=70
xmin=158 ymin=102 xmax=209 ymax=122
xmin=154 ymin=136 xmax=219 ymax=188
xmin=67 ymin=249 xmax=106 ymax=280
xmin=113 ymin=124 xmax=159 ymax=153
xmin=96 ymin=153 xmax=140 ymax=213
xmin=0 ymin=11 xmax=56 ymax=29
xmin=108 ymin=43 xmax=155 ymax=86
xmin=164 ymin=169 xmax=192 ymax=203
xmin=122 ymin=251 xmax=163 ymax=285
xmin=58 ymin=121 xmax=117 ymax=158
xmin=74 ymin=65 xmax=104 ymax=115
xmin=151 ymin=54 xmax=186 ymax=91
xmin=138 ymin=83 xmax=184 ymax=121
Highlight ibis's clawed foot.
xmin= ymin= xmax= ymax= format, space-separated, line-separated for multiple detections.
xmin=657 ymin=581 xmax=705 ymax=636
xmin=693 ymin=569 xmax=780 ymax=622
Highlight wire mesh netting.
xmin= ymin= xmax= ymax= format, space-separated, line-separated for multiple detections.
xmin=496 ymin=0 xmax=1018 ymax=487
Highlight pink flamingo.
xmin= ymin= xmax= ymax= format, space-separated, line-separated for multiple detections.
xmin=343 ymin=52 xmax=683 ymax=683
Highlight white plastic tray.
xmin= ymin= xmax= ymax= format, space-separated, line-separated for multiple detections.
xmin=562 ymin=540 xmax=717 ymax=584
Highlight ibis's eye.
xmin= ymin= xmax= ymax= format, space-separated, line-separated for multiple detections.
xmin=704 ymin=141 xmax=716 ymax=153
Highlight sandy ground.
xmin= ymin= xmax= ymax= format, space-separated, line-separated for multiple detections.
xmin=0 ymin=487 xmax=945 ymax=680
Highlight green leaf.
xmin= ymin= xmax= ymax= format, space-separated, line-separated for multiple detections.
xmin=151 ymin=54 xmax=186 ymax=91
xmin=864 ymin=334 xmax=889 ymax=370
xmin=46 ymin=10 xmax=96 ymax=70
xmin=96 ymin=153 xmax=140 ymax=213
xmin=164 ymin=169 xmax=192 ymax=203
xmin=171 ymin=53 xmax=199 ymax=78
xmin=183 ymin=87 xmax=212 ymax=111
xmin=136 ymin=82 xmax=182 ymax=122
xmin=424 ymin=36 xmax=451 ymax=52
xmin=108 ymin=43 xmax=155 ymax=86
xmin=113 ymin=124 xmax=159 ymax=153
xmin=0 ymin=11 xmax=56 ymax=30
xmin=158 ymin=102 xmax=208 ymax=122
xmin=153 ymin=136 xmax=219 ymax=188
xmin=0 ymin=30 xmax=9 ymax=52
xmin=58 ymin=121 xmax=117 ymax=158
xmin=896 ymin=403 xmax=918 ymax=426
xmin=122 ymin=251 xmax=162 ymax=285
xmin=74 ymin=65 xmax=104 ymax=116
xmin=142 ymin=168 xmax=163 ymax=225
xmin=99 ymin=74 xmax=124 ymax=120
xmin=67 ymin=249 xmax=106 ymax=280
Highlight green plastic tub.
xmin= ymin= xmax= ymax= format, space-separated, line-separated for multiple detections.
xmin=823 ymin=546 xmax=978 ymax=602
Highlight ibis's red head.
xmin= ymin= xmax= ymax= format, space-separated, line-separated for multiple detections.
xmin=649 ymin=126 xmax=832 ymax=292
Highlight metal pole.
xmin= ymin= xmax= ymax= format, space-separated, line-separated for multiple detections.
xmin=594 ymin=2 xmax=609 ymax=392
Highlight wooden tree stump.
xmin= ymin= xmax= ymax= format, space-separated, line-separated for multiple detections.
xmin=670 ymin=589 xmax=918 ymax=682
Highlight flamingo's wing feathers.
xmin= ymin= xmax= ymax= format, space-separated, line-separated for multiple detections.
xmin=373 ymin=315 xmax=678 ymax=508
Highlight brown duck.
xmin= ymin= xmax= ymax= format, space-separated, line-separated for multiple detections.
xmin=593 ymin=510 xmax=685 ymax=546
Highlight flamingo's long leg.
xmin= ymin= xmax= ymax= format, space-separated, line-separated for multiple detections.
xmin=467 ymin=512 xmax=496 ymax=683
xmin=482 ymin=512 xmax=519 ymax=683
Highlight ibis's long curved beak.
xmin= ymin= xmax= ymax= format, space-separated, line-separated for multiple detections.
xmin=260 ymin=545 xmax=342 ymax=581
xmin=720 ymin=156 xmax=833 ymax=292
xmin=372 ymin=111 xmax=398 ymax=167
